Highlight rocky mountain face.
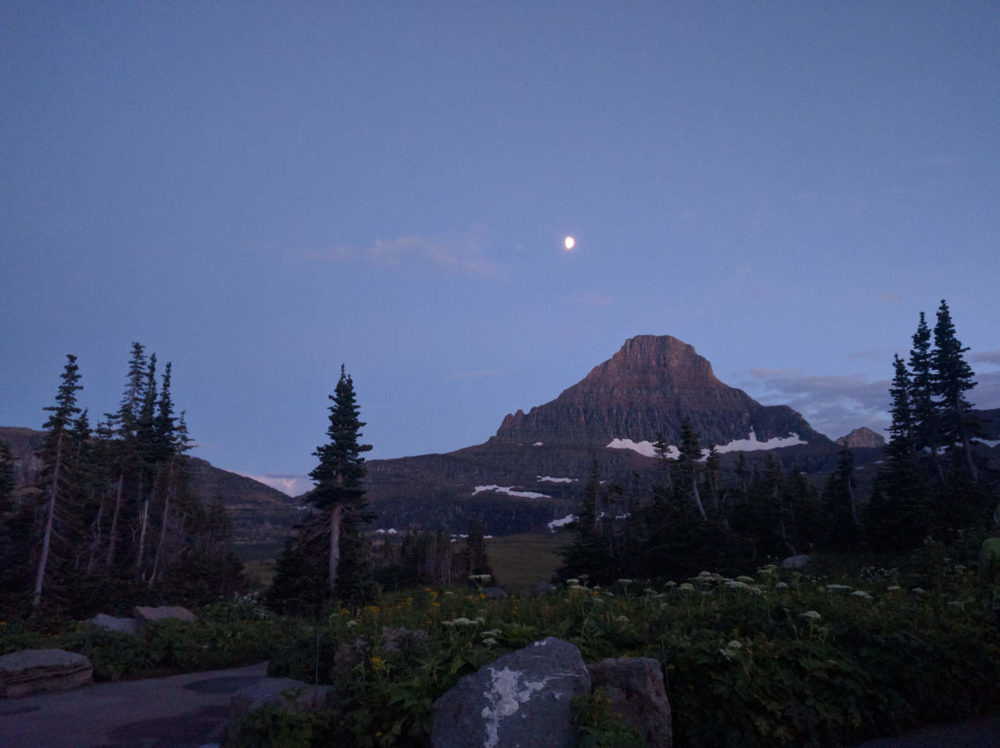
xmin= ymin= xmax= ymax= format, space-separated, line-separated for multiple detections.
xmin=364 ymin=335 xmax=841 ymax=532
xmin=0 ymin=426 xmax=298 ymax=558
xmin=836 ymin=427 xmax=886 ymax=449
xmin=491 ymin=335 xmax=828 ymax=448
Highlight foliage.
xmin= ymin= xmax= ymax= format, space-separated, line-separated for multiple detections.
xmin=573 ymin=687 xmax=645 ymax=748
xmin=0 ymin=344 xmax=243 ymax=618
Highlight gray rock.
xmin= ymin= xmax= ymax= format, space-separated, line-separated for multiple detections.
xmin=229 ymin=677 xmax=332 ymax=720
xmin=432 ymin=637 xmax=590 ymax=748
xmin=91 ymin=613 xmax=140 ymax=636
xmin=781 ymin=554 xmax=811 ymax=570
xmin=588 ymin=657 xmax=672 ymax=748
xmin=132 ymin=605 xmax=198 ymax=627
xmin=0 ymin=648 xmax=93 ymax=698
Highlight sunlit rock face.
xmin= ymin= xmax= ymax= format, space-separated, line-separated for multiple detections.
xmin=490 ymin=335 xmax=827 ymax=449
xmin=836 ymin=427 xmax=887 ymax=449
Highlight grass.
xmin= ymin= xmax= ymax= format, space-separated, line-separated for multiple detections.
xmin=486 ymin=530 xmax=570 ymax=593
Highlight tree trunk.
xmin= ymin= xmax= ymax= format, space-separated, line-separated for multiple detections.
xmin=691 ymin=474 xmax=707 ymax=521
xmin=32 ymin=430 xmax=64 ymax=607
xmin=150 ymin=458 xmax=177 ymax=587
xmin=329 ymin=504 xmax=343 ymax=593
xmin=107 ymin=471 xmax=125 ymax=566
xmin=136 ymin=465 xmax=162 ymax=577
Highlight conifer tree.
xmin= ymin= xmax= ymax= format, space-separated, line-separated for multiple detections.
xmin=32 ymin=355 xmax=84 ymax=607
xmin=0 ymin=439 xmax=14 ymax=516
xmin=309 ymin=366 xmax=374 ymax=599
xmin=909 ymin=312 xmax=940 ymax=476
xmin=931 ymin=300 xmax=979 ymax=482
xmin=677 ymin=418 xmax=707 ymax=520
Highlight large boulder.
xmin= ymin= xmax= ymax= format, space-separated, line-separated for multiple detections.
xmin=781 ymin=554 xmax=811 ymax=570
xmin=0 ymin=649 xmax=93 ymax=698
xmin=91 ymin=613 xmax=140 ymax=636
xmin=588 ymin=657 xmax=672 ymax=747
xmin=132 ymin=605 xmax=198 ymax=628
xmin=432 ymin=637 xmax=590 ymax=748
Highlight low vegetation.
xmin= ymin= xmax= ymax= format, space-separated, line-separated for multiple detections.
xmin=3 ymin=540 xmax=998 ymax=747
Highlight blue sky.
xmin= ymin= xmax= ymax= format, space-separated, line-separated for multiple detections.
xmin=2 ymin=2 xmax=998 ymax=495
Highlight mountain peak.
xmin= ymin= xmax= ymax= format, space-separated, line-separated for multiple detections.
xmin=491 ymin=335 xmax=828 ymax=448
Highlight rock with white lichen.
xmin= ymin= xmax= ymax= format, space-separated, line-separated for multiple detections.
xmin=431 ymin=637 xmax=590 ymax=748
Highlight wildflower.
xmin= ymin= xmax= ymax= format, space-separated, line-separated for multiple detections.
xmin=566 ymin=579 xmax=580 ymax=585
xmin=947 ymin=600 xmax=965 ymax=610
xmin=800 ymin=610 xmax=822 ymax=620
xmin=736 ymin=576 xmax=755 ymax=584
xmin=850 ymin=590 xmax=873 ymax=600
xmin=886 ymin=585 xmax=902 ymax=592
xmin=725 ymin=580 xmax=750 ymax=590
xmin=346 ymin=620 xmax=358 ymax=627
xmin=482 ymin=637 xmax=498 ymax=647
xmin=826 ymin=584 xmax=853 ymax=592
xmin=370 ymin=656 xmax=387 ymax=673
xmin=912 ymin=587 xmax=927 ymax=595
xmin=616 ymin=578 xmax=634 ymax=585
xmin=775 ymin=582 xmax=789 ymax=589
xmin=615 ymin=615 xmax=629 ymax=623
xmin=726 ymin=640 xmax=743 ymax=649
xmin=678 ymin=583 xmax=695 ymax=591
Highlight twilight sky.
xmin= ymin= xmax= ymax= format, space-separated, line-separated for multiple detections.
xmin=2 ymin=2 xmax=998 ymax=496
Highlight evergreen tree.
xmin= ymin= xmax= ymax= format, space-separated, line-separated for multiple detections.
xmin=931 ymin=299 xmax=979 ymax=482
xmin=558 ymin=460 xmax=615 ymax=582
xmin=32 ymin=355 xmax=84 ymax=607
xmin=870 ymin=355 xmax=929 ymax=550
xmin=308 ymin=366 xmax=374 ymax=600
xmin=677 ymin=418 xmax=708 ymax=520
xmin=909 ymin=312 xmax=937 ymax=456
xmin=0 ymin=439 xmax=14 ymax=516
xmin=822 ymin=447 xmax=860 ymax=550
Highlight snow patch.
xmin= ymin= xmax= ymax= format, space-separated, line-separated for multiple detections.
xmin=375 ymin=528 xmax=398 ymax=535
xmin=537 ymin=475 xmax=577 ymax=484
xmin=533 ymin=441 xmax=544 ymax=446
xmin=474 ymin=485 xmax=551 ymax=499
xmin=547 ymin=514 xmax=576 ymax=532
xmin=974 ymin=438 xmax=1000 ymax=448
xmin=715 ymin=428 xmax=807 ymax=453
xmin=606 ymin=438 xmax=679 ymax=459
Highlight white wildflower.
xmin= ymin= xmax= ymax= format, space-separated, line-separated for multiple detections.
xmin=800 ymin=610 xmax=822 ymax=620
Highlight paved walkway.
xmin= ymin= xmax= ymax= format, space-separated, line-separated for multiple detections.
xmin=2 ymin=660 xmax=998 ymax=747
xmin=0 ymin=661 xmax=268 ymax=747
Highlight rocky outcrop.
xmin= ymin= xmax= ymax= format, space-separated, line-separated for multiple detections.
xmin=489 ymin=336 xmax=829 ymax=448
xmin=432 ymin=637 xmax=590 ymax=747
xmin=588 ymin=657 xmax=672 ymax=748
xmin=91 ymin=613 xmax=140 ymax=636
xmin=836 ymin=427 xmax=886 ymax=449
xmin=0 ymin=649 xmax=93 ymax=698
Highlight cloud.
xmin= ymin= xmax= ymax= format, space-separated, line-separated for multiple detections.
xmin=737 ymin=368 xmax=892 ymax=440
xmin=971 ymin=349 xmax=1000 ymax=369
xmin=300 ymin=224 xmax=506 ymax=279
xmin=736 ymin=362 xmax=1000 ymax=441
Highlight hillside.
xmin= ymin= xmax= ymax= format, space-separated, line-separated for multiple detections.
xmin=0 ymin=426 xmax=298 ymax=557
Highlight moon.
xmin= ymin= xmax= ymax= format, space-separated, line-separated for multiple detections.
xmin=563 ymin=236 xmax=576 ymax=251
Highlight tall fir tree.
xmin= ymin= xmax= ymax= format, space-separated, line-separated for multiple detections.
xmin=931 ymin=299 xmax=979 ymax=483
xmin=308 ymin=366 xmax=374 ymax=600
xmin=32 ymin=355 xmax=84 ymax=607
xmin=909 ymin=312 xmax=938 ymax=458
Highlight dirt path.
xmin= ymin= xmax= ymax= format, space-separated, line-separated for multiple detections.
xmin=0 ymin=661 xmax=268 ymax=747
